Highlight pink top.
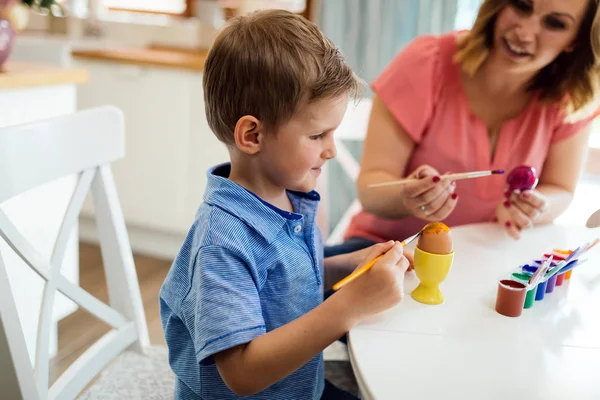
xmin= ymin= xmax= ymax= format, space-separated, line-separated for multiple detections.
xmin=344 ymin=31 xmax=599 ymax=243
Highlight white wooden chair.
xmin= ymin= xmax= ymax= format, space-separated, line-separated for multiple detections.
xmin=0 ymin=106 xmax=174 ymax=399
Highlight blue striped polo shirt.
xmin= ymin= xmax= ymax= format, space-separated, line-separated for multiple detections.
xmin=159 ymin=163 xmax=325 ymax=399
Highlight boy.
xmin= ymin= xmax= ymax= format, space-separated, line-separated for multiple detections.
xmin=159 ymin=9 xmax=409 ymax=399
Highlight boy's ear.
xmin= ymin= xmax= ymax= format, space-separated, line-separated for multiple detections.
xmin=233 ymin=115 xmax=263 ymax=155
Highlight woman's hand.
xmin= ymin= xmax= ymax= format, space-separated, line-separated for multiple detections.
xmin=495 ymin=189 xmax=549 ymax=239
xmin=400 ymin=165 xmax=459 ymax=221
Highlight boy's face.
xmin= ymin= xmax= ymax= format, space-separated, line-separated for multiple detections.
xmin=259 ymin=96 xmax=348 ymax=193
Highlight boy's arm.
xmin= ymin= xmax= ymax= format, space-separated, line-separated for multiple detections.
xmin=214 ymin=241 xmax=406 ymax=396
xmin=214 ymin=289 xmax=354 ymax=396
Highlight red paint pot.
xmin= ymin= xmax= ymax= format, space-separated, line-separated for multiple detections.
xmin=495 ymin=279 xmax=527 ymax=317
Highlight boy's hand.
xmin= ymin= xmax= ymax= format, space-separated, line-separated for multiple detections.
xmin=346 ymin=242 xmax=414 ymax=271
xmin=339 ymin=242 xmax=409 ymax=322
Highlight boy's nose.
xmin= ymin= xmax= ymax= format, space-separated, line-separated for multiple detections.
xmin=323 ymin=141 xmax=337 ymax=160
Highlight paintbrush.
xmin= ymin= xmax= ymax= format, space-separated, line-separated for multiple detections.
xmin=368 ymin=169 xmax=505 ymax=188
xmin=542 ymin=260 xmax=568 ymax=282
xmin=528 ymin=256 xmax=552 ymax=289
xmin=539 ymin=239 xmax=597 ymax=281
xmin=332 ymin=224 xmax=433 ymax=291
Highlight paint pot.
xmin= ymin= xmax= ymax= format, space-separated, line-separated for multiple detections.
xmin=512 ymin=272 xmax=531 ymax=281
xmin=524 ymin=286 xmax=537 ymax=309
xmin=565 ymin=270 xmax=573 ymax=280
xmin=556 ymin=273 xmax=566 ymax=286
xmin=522 ymin=265 xmax=538 ymax=274
xmin=495 ymin=279 xmax=527 ymax=317
xmin=534 ymin=260 xmax=557 ymax=267
xmin=545 ymin=274 xmax=558 ymax=293
xmin=535 ymin=280 xmax=548 ymax=301
xmin=544 ymin=253 xmax=566 ymax=261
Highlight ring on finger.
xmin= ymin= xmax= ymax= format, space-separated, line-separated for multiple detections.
xmin=420 ymin=205 xmax=430 ymax=216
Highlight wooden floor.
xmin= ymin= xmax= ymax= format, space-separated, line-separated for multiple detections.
xmin=49 ymin=242 xmax=171 ymax=384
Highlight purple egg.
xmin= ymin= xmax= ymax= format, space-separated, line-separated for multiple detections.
xmin=0 ymin=19 xmax=15 ymax=69
xmin=507 ymin=165 xmax=538 ymax=192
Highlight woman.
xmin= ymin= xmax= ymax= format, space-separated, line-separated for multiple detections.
xmin=326 ymin=0 xmax=600 ymax=257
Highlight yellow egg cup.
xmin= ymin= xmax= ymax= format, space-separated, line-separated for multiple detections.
xmin=411 ymin=246 xmax=454 ymax=305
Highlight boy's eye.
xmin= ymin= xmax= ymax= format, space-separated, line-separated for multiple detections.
xmin=310 ymin=133 xmax=325 ymax=140
xmin=544 ymin=16 xmax=566 ymax=30
xmin=510 ymin=0 xmax=533 ymax=13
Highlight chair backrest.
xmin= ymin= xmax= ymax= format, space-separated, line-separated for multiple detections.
xmin=0 ymin=106 xmax=149 ymax=400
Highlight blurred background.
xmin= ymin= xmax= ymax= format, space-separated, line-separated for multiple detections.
xmin=5 ymin=0 xmax=599 ymax=252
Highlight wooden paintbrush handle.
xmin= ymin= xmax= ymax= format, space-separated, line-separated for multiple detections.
xmin=332 ymin=255 xmax=383 ymax=291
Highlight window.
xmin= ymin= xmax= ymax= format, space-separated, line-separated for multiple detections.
xmin=454 ymin=0 xmax=482 ymax=30
xmin=219 ymin=0 xmax=311 ymax=20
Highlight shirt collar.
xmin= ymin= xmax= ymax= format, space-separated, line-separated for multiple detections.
xmin=203 ymin=163 xmax=320 ymax=243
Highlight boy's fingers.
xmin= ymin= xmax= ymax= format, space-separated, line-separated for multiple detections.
xmin=377 ymin=242 xmax=404 ymax=266
xmin=402 ymin=247 xmax=414 ymax=265
xmin=360 ymin=240 xmax=394 ymax=266
xmin=396 ymin=256 xmax=410 ymax=272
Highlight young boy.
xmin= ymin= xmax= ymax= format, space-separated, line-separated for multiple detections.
xmin=159 ymin=9 xmax=409 ymax=400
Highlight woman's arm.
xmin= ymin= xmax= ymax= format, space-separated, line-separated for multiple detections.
xmin=357 ymin=96 xmax=456 ymax=220
xmin=535 ymin=125 xmax=591 ymax=222
xmin=356 ymin=96 xmax=416 ymax=219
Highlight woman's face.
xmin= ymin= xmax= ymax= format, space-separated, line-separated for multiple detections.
xmin=492 ymin=0 xmax=590 ymax=73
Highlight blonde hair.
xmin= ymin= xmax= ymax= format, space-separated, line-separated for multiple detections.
xmin=454 ymin=0 xmax=600 ymax=118
xmin=203 ymin=9 xmax=363 ymax=145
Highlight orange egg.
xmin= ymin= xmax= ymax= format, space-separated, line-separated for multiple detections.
xmin=417 ymin=222 xmax=453 ymax=254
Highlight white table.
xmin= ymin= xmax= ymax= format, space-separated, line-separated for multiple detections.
xmin=348 ymin=222 xmax=600 ymax=400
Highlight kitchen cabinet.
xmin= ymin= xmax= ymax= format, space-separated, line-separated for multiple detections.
xmin=72 ymin=57 xmax=230 ymax=258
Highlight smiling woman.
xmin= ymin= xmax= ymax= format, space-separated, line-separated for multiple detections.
xmin=325 ymin=0 xmax=600 ymax=258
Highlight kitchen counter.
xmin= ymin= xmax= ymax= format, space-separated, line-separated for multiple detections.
xmin=71 ymin=46 xmax=210 ymax=72
xmin=0 ymin=61 xmax=88 ymax=89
